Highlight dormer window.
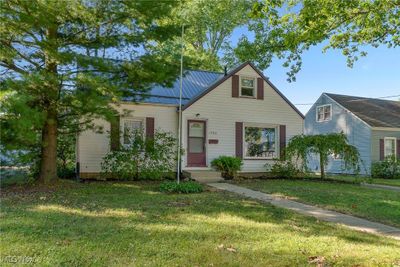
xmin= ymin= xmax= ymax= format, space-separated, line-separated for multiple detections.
xmin=316 ymin=104 xmax=332 ymax=122
xmin=240 ymin=77 xmax=255 ymax=97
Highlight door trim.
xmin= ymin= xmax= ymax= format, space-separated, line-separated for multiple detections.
xmin=187 ymin=119 xmax=207 ymax=167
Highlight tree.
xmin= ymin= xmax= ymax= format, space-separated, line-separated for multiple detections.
xmin=0 ymin=0 xmax=182 ymax=183
xmin=285 ymin=133 xmax=360 ymax=178
xmin=160 ymin=0 xmax=256 ymax=71
xmin=235 ymin=0 xmax=400 ymax=81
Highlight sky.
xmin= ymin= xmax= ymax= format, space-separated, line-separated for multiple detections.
xmin=230 ymin=27 xmax=400 ymax=115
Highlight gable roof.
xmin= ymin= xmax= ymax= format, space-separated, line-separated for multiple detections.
xmin=182 ymin=61 xmax=304 ymax=118
xmin=124 ymin=62 xmax=304 ymax=119
xmin=325 ymin=93 xmax=400 ymax=128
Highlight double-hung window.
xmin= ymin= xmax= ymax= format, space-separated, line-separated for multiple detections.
xmin=244 ymin=126 xmax=276 ymax=158
xmin=384 ymin=137 xmax=397 ymax=159
xmin=122 ymin=119 xmax=143 ymax=145
xmin=316 ymin=104 xmax=332 ymax=122
xmin=240 ymin=77 xmax=256 ymax=97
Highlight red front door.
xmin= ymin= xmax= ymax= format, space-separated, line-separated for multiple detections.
xmin=187 ymin=120 xmax=206 ymax=167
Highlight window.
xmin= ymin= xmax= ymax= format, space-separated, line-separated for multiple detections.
xmin=244 ymin=126 xmax=276 ymax=158
xmin=384 ymin=137 xmax=396 ymax=159
xmin=240 ymin=77 xmax=255 ymax=97
xmin=122 ymin=119 xmax=143 ymax=144
xmin=316 ymin=104 xmax=332 ymax=122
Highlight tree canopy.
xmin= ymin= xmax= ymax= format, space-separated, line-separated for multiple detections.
xmin=0 ymin=0 xmax=182 ymax=183
xmin=234 ymin=0 xmax=400 ymax=81
xmin=285 ymin=133 xmax=361 ymax=178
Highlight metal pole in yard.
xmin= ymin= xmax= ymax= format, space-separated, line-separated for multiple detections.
xmin=176 ymin=24 xmax=184 ymax=184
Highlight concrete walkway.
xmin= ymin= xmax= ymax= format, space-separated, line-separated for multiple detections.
xmin=209 ymin=183 xmax=400 ymax=240
xmin=361 ymin=183 xmax=400 ymax=192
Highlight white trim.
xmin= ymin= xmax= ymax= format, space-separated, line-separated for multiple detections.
xmin=372 ymin=127 xmax=400 ymax=131
xmin=315 ymin=104 xmax=332 ymax=122
xmin=384 ymin=137 xmax=397 ymax=159
xmin=120 ymin=117 xmax=145 ymax=145
xmin=119 ymin=101 xmax=178 ymax=107
xmin=239 ymin=76 xmax=256 ymax=98
xmin=243 ymin=123 xmax=278 ymax=159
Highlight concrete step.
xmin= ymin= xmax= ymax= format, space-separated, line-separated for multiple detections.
xmin=186 ymin=170 xmax=222 ymax=178
xmin=183 ymin=170 xmax=224 ymax=183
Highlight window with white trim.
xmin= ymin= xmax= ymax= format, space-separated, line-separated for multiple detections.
xmin=240 ymin=77 xmax=256 ymax=97
xmin=384 ymin=137 xmax=396 ymax=159
xmin=122 ymin=119 xmax=143 ymax=144
xmin=244 ymin=126 xmax=276 ymax=158
xmin=316 ymin=104 xmax=332 ymax=122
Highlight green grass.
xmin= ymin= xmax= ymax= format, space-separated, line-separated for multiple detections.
xmin=369 ymin=178 xmax=400 ymax=187
xmin=292 ymin=173 xmax=400 ymax=187
xmin=236 ymin=179 xmax=400 ymax=228
xmin=1 ymin=180 xmax=400 ymax=266
xmin=323 ymin=175 xmax=400 ymax=187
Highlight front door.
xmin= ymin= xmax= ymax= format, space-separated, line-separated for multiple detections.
xmin=187 ymin=120 xmax=206 ymax=167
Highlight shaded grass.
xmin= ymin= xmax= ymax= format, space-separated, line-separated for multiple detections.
xmin=236 ymin=179 xmax=400 ymax=228
xmin=0 ymin=180 xmax=399 ymax=266
xmin=292 ymin=175 xmax=400 ymax=186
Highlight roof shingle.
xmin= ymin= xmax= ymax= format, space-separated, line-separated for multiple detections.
xmin=325 ymin=93 xmax=400 ymax=128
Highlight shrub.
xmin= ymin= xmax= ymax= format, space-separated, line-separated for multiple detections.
xmin=101 ymin=129 xmax=177 ymax=180
xmin=371 ymin=156 xmax=400 ymax=179
xmin=266 ymin=160 xmax=301 ymax=178
xmin=159 ymin=181 xmax=203 ymax=194
xmin=211 ymin=156 xmax=243 ymax=179
xmin=57 ymin=163 xmax=76 ymax=179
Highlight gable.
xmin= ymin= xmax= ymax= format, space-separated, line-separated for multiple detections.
xmin=325 ymin=93 xmax=400 ymax=128
xmin=182 ymin=62 xmax=304 ymax=119
xmin=304 ymin=94 xmax=372 ymax=135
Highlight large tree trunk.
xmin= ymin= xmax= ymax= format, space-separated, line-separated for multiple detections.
xmin=39 ymin=109 xmax=58 ymax=184
xmin=38 ymin=26 xmax=59 ymax=184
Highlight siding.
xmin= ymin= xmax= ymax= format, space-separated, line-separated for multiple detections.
xmin=371 ymin=129 xmax=400 ymax=162
xmin=304 ymin=94 xmax=372 ymax=175
xmin=78 ymin=103 xmax=178 ymax=174
xmin=181 ymin=65 xmax=304 ymax=172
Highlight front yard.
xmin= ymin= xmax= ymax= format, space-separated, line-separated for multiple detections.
xmin=1 ymin=180 xmax=400 ymax=266
xmin=235 ymin=179 xmax=400 ymax=227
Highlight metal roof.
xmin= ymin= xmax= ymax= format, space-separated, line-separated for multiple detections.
xmin=125 ymin=70 xmax=224 ymax=105
xmin=326 ymin=93 xmax=400 ymax=128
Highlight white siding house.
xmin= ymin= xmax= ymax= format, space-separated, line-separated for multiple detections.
xmin=77 ymin=62 xmax=304 ymax=178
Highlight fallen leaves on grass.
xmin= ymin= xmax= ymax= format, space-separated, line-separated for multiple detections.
xmin=308 ymin=256 xmax=327 ymax=267
xmin=217 ymin=244 xmax=237 ymax=253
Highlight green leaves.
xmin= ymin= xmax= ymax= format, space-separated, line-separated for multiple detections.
xmin=101 ymin=129 xmax=177 ymax=180
xmin=235 ymin=0 xmax=400 ymax=81
xmin=285 ymin=133 xmax=361 ymax=178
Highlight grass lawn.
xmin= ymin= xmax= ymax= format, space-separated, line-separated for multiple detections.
xmin=1 ymin=181 xmax=400 ymax=266
xmin=323 ymin=175 xmax=400 ymax=187
xmin=235 ymin=179 xmax=400 ymax=228
xmin=368 ymin=178 xmax=400 ymax=187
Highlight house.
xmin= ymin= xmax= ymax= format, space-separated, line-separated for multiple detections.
xmin=77 ymin=62 xmax=304 ymax=179
xmin=305 ymin=93 xmax=400 ymax=175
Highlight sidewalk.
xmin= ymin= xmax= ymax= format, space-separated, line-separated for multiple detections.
xmin=361 ymin=183 xmax=400 ymax=192
xmin=209 ymin=183 xmax=400 ymax=241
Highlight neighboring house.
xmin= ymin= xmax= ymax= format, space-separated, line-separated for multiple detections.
xmin=305 ymin=93 xmax=400 ymax=175
xmin=77 ymin=62 xmax=304 ymax=178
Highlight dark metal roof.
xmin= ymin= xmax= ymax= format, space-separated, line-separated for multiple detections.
xmin=325 ymin=93 xmax=400 ymax=128
xmin=125 ymin=70 xmax=223 ymax=105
